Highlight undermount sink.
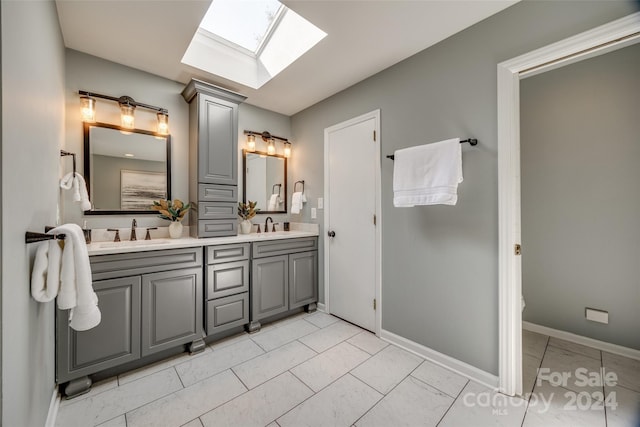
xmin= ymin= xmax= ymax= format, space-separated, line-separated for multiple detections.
xmin=93 ymin=239 xmax=172 ymax=249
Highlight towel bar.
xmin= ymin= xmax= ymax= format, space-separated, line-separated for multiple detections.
xmin=386 ymin=138 xmax=477 ymax=160
xmin=60 ymin=150 xmax=77 ymax=176
xmin=26 ymin=231 xmax=65 ymax=244
xmin=272 ymin=183 xmax=282 ymax=196
xmin=294 ymin=180 xmax=305 ymax=193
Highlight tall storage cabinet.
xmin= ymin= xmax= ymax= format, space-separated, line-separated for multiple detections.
xmin=182 ymin=79 xmax=247 ymax=238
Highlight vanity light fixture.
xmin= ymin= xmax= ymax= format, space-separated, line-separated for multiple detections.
xmin=246 ymin=134 xmax=256 ymax=152
xmin=243 ymin=130 xmax=291 ymax=157
xmin=80 ymin=95 xmax=96 ymax=122
xmin=78 ymin=90 xmax=170 ymax=135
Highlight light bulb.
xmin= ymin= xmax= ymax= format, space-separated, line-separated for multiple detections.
xmin=247 ymin=134 xmax=256 ymax=152
xmin=120 ymin=104 xmax=135 ymax=129
xmin=157 ymin=111 xmax=169 ymax=135
xmin=267 ymin=139 xmax=275 ymax=155
xmin=283 ymin=141 xmax=291 ymax=158
xmin=80 ymin=96 xmax=96 ymax=122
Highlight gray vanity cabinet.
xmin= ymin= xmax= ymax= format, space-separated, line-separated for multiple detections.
xmin=57 ymin=247 xmax=204 ymax=396
xmin=141 ymin=267 xmax=202 ymax=357
xmin=56 ymin=276 xmax=141 ymax=384
xmin=205 ymin=243 xmax=250 ymax=335
xmin=249 ymin=237 xmax=318 ymax=331
xmin=182 ymin=79 xmax=247 ymax=238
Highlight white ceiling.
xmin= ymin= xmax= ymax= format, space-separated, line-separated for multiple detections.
xmin=56 ymin=0 xmax=518 ymax=116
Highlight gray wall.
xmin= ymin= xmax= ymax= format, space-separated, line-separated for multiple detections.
xmin=290 ymin=1 xmax=639 ymax=374
xmin=1 ymin=1 xmax=66 ymax=425
xmin=521 ymin=44 xmax=640 ymax=350
xmin=92 ymin=155 xmax=166 ymax=210
xmin=64 ymin=49 xmax=190 ymax=230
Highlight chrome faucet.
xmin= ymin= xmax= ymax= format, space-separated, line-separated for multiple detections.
xmin=130 ymin=219 xmax=137 ymax=241
xmin=264 ymin=216 xmax=273 ymax=233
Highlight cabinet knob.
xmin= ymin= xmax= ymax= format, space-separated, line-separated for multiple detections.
xmin=327 ymin=230 xmax=336 ymax=238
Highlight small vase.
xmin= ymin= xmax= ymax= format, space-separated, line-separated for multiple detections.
xmin=239 ymin=219 xmax=252 ymax=235
xmin=168 ymin=221 xmax=183 ymax=239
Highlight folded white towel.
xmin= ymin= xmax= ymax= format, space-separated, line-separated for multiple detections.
xmin=31 ymin=240 xmax=62 ymax=302
xmin=268 ymin=194 xmax=279 ymax=211
xmin=61 ymin=172 xmax=92 ymax=211
xmin=53 ymin=223 xmax=101 ymax=331
xmin=393 ymin=138 xmax=463 ymax=207
xmin=291 ymin=192 xmax=303 ymax=214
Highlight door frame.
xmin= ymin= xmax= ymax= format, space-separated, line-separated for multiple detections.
xmin=323 ymin=109 xmax=382 ymax=335
xmin=497 ymin=12 xmax=640 ymax=396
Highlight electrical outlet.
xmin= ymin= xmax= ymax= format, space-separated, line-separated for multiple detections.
xmin=585 ymin=308 xmax=609 ymax=324
xmin=311 ymin=208 xmax=317 ymax=219
xmin=318 ymin=198 xmax=324 ymax=209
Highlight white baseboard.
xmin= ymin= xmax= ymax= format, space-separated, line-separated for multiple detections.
xmin=45 ymin=386 xmax=61 ymax=427
xmin=317 ymin=303 xmax=326 ymax=312
xmin=523 ymin=321 xmax=640 ymax=361
xmin=380 ymin=329 xmax=499 ymax=390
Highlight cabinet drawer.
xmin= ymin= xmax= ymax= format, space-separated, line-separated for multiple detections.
xmin=90 ymin=247 xmax=203 ymax=281
xmin=206 ymin=293 xmax=248 ymax=335
xmin=252 ymin=237 xmax=318 ymax=258
xmin=207 ymin=260 xmax=249 ymax=299
xmin=198 ymin=202 xmax=237 ymax=220
xmin=206 ymin=243 xmax=250 ymax=264
xmin=198 ymin=184 xmax=237 ymax=203
xmin=198 ymin=219 xmax=237 ymax=237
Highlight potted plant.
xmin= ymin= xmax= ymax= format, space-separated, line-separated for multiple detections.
xmin=151 ymin=199 xmax=191 ymax=238
xmin=237 ymin=201 xmax=258 ymax=234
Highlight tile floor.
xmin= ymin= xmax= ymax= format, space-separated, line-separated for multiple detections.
xmin=55 ymin=313 xmax=640 ymax=427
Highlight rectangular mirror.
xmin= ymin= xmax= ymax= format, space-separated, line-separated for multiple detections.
xmin=243 ymin=150 xmax=287 ymax=214
xmin=84 ymin=122 xmax=171 ymax=215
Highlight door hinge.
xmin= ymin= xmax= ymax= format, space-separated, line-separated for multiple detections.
xmin=373 ymin=130 xmax=376 ymax=141
xmin=373 ymin=298 xmax=377 ymax=310
xmin=373 ymin=214 xmax=376 ymax=226
xmin=514 ymin=243 xmax=522 ymax=256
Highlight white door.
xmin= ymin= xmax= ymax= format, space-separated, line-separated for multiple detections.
xmin=325 ymin=111 xmax=379 ymax=332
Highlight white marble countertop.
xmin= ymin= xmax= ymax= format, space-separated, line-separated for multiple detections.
xmin=87 ymin=227 xmax=319 ymax=256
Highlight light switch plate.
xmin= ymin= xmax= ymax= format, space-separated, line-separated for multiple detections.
xmin=318 ymin=198 xmax=324 ymax=209
xmin=311 ymin=208 xmax=317 ymax=219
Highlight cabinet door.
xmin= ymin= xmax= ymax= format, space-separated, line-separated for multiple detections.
xmin=57 ymin=276 xmax=141 ymax=383
xmin=198 ymin=94 xmax=238 ymax=185
xmin=289 ymin=251 xmax=318 ymax=309
xmin=251 ymin=255 xmax=289 ymax=321
xmin=141 ymin=267 xmax=202 ymax=357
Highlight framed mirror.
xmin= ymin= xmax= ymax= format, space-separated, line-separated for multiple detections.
xmin=243 ymin=150 xmax=287 ymax=214
xmin=83 ymin=122 xmax=171 ymax=215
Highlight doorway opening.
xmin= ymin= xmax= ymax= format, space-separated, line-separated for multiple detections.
xmin=497 ymin=12 xmax=640 ymax=396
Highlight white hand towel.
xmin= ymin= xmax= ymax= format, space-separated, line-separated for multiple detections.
xmin=268 ymin=194 xmax=279 ymax=211
xmin=291 ymin=192 xmax=303 ymax=214
xmin=53 ymin=223 xmax=101 ymax=331
xmin=61 ymin=172 xmax=92 ymax=211
xmin=393 ymin=138 xmax=463 ymax=207
xmin=31 ymin=240 xmax=62 ymax=302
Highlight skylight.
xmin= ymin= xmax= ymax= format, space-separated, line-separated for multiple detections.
xmin=182 ymin=0 xmax=326 ymax=89
xmin=200 ymin=0 xmax=283 ymax=54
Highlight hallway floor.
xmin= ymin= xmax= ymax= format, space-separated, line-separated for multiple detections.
xmin=55 ymin=312 xmax=640 ymax=427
